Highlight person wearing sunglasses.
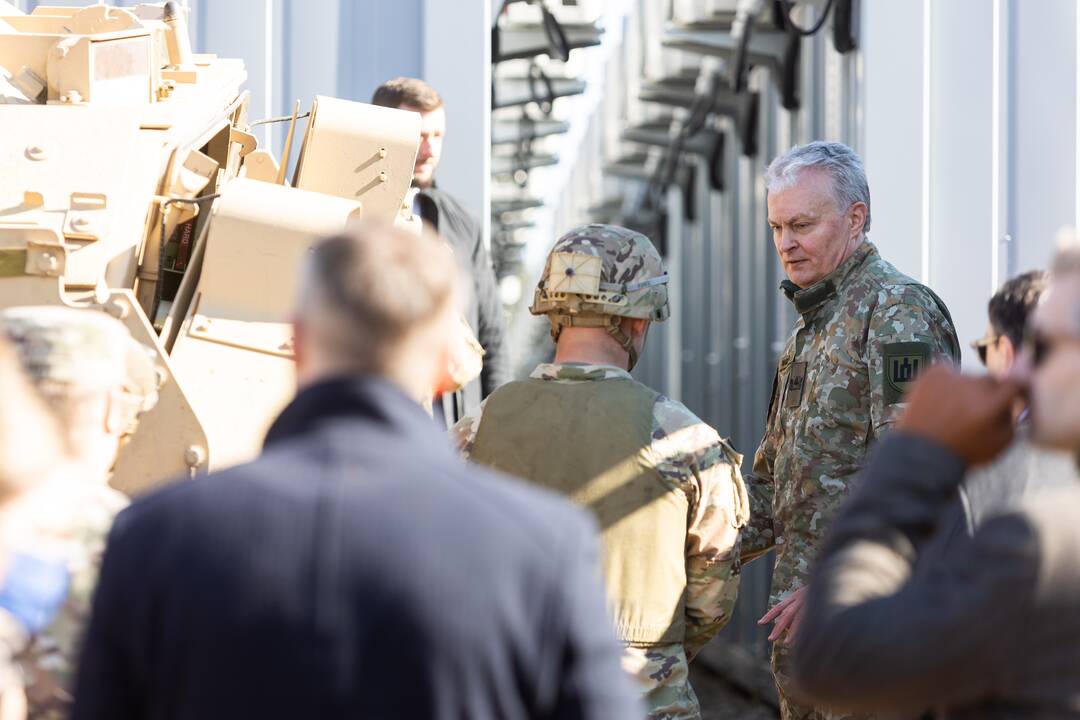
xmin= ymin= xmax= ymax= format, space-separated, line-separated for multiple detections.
xmin=789 ymin=240 xmax=1080 ymax=718
xmin=973 ymin=270 xmax=1047 ymax=373
xmin=971 ymin=271 xmax=1048 ymax=423
xmin=936 ymin=269 xmax=1074 ymax=561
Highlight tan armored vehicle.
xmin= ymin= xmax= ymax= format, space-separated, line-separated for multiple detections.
xmin=0 ymin=1 xmax=463 ymax=493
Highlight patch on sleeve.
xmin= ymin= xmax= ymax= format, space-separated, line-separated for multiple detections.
xmin=883 ymin=341 xmax=931 ymax=404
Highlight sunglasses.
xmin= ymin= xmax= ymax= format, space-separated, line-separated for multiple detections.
xmin=970 ymin=334 xmax=1000 ymax=367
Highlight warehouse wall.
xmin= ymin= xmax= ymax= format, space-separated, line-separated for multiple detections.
xmin=863 ymin=0 xmax=1079 ymax=364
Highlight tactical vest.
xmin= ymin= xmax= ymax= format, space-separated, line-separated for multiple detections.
xmin=469 ymin=377 xmax=688 ymax=645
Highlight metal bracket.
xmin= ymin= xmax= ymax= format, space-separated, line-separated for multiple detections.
xmin=229 ymin=126 xmax=258 ymax=158
xmin=63 ymin=191 xmax=108 ymax=242
xmin=187 ymin=313 xmax=295 ymax=359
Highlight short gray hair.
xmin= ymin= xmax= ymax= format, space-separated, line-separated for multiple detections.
xmin=764 ymin=141 xmax=872 ymax=233
xmin=297 ymin=223 xmax=459 ymax=373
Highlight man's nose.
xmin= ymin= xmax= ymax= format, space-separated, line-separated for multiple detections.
xmin=778 ymin=231 xmax=798 ymax=253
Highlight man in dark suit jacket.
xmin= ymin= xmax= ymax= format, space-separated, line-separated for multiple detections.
xmin=372 ymin=77 xmax=508 ymax=428
xmin=73 ymin=224 xmax=641 ymax=720
xmin=791 ymin=243 xmax=1080 ymax=718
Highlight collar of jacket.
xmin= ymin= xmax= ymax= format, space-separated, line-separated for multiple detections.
xmin=780 ymin=241 xmax=877 ymax=317
xmin=262 ymin=375 xmax=445 ymax=451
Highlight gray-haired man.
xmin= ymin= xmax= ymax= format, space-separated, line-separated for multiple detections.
xmin=739 ymin=142 xmax=961 ymax=720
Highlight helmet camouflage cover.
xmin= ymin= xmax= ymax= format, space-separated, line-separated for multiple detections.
xmin=0 ymin=306 xmax=159 ymax=431
xmin=531 ymin=224 xmax=670 ymax=322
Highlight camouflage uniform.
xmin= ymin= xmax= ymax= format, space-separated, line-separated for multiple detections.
xmin=14 ymin=484 xmax=127 ymax=720
xmin=0 ymin=306 xmax=159 ymax=720
xmin=454 ymin=363 xmax=747 ymax=719
xmin=739 ymin=241 xmax=960 ymax=720
xmin=453 ymin=225 xmax=749 ymax=720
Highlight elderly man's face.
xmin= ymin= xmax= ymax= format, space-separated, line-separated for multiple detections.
xmin=767 ymin=168 xmax=866 ymax=288
xmin=1022 ymin=276 xmax=1080 ymax=449
xmin=400 ymin=104 xmax=445 ymax=189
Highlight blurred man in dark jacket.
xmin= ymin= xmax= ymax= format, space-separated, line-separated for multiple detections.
xmin=73 ymin=224 xmax=640 ymax=720
xmin=792 ymin=240 xmax=1080 ymax=718
xmin=373 ymin=77 xmax=507 ymax=427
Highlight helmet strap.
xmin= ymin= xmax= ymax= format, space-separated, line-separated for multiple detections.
xmin=605 ymin=319 xmax=638 ymax=371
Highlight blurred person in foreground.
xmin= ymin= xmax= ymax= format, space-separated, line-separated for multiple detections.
xmin=791 ymin=239 xmax=1080 ymax=717
xmin=452 ymin=224 xmax=749 ymax=720
xmin=74 ymin=223 xmax=641 ymax=720
xmin=0 ymin=307 xmax=158 ymax=720
xmin=742 ymin=141 xmax=960 ymax=720
xmin=0 ymin=337 xmax=67 ymax=720
xmin=928 ymin=269 xmax=1076 ymax=558
xmin=372 ymin=77 xmax=507 ymax=427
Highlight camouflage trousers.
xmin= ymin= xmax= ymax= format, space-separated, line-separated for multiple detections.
xmin=622 ymin=643 xmax=701 ymax=720
xmin=772 ymin=644 xmax=873 ymax=720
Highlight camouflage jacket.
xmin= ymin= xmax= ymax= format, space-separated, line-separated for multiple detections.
xmin=453 ymin=363 xmax=749 ymax=720
xmin=14 ymin=482 xmax=128 ymax=720
xmin=741 ymin=241 xmax=960 ymax=604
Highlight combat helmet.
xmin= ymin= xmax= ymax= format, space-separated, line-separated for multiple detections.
xmin=0 ymin=306 xmax=160 ymax=435
xmin=531 ymin=224 xmax=669 ymax=370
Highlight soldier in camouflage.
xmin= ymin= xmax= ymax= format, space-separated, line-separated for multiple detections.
xmin=452 ymin=224 xmax=749 ymax=720
xmin=741 ymin=142 xmax=961 ymax=720
xmin=0 ymin=307 xmax=158 ymax=720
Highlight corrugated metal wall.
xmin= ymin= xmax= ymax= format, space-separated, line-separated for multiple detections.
xmin=863 ymin=0 xmax=1079 ymax=367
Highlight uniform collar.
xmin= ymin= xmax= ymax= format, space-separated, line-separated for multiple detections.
xmin=780 ymin=241 xmax=877 ymax=317
xmin=530 ymin=362 xmax=633 ymax=382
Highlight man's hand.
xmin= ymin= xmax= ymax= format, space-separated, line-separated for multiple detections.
xmin=895 ymin=365 xmax=1024 ymax=466
xmin=758 ymin=586 xmax=807 ymax=645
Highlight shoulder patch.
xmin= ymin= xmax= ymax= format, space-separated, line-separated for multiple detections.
xmin=883 ymin=341 xmax=930 ymax=404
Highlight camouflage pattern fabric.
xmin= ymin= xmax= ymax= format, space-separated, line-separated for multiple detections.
xmin=14 ymin=482 xmax=127 ymax=720
xmin=0 ymin=609 xmax=28 ymax=714
xmin=740 ymin=242 xmax=960 ymax=720
xmin=530 ymin=224 xmax=670 ymax=322
xmin=0 ymin=306 xmax=159 ymax=438
xmin=0 ymin=307 xmax=157 ymax=404
xmin=453 ymin=362 xmax=748 ymax=720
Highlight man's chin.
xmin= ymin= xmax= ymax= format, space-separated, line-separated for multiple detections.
xmin=784 ymin=267 xmax=815 ymax=288
xmin=412 ymin=167 xmax=435 ymax=188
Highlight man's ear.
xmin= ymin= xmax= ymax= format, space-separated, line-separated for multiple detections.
xmin=1000 ymin=334 xmax=1016 ymax=370
xmin=432 ymin=311 xmax=467 ymax=398
xmin=623 ymin=317 xmax=649 ymax=340
xmin=848 ymin=202 xmax=868 ymax=239
xmin=102 ymin=390 xmax=130 ymax=436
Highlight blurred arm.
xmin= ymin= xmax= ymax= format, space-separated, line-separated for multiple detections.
xmin=792 ymin=434 xmax=1036 ymax=713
